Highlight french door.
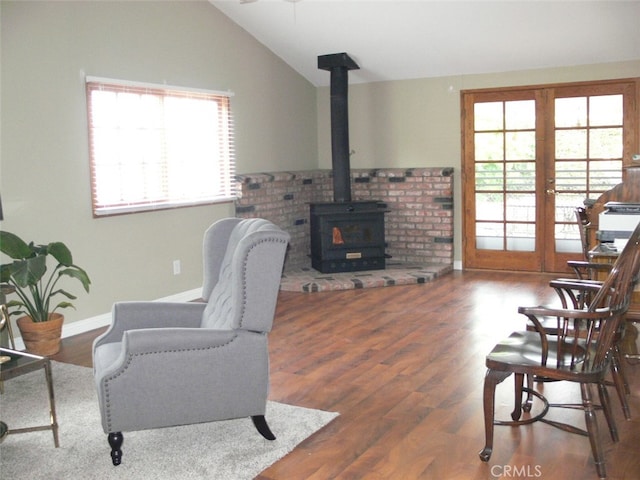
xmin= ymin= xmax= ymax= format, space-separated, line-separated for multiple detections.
xmin=462 ymin=79 xmax=638 ymax=273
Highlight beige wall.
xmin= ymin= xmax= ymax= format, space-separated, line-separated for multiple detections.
xmin=317 ymin=60 xmax=640 ymax=266
xmin=2 ymin=0 xmax=640 ymax=332
xmin=0 ymin=1 xmax=317 ymax=327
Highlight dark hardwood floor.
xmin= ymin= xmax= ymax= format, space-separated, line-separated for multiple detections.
xmin=51 ymin=270 xmax=640 ymax=479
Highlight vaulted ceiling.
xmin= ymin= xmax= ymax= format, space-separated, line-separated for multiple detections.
xmin=209 ymin=0 xmax=640 ymax=87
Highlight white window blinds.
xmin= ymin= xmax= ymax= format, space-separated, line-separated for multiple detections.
xmin=86 ymin=77 xmax=236 ymax=216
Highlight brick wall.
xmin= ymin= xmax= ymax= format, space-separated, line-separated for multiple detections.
xmin=234 ymin=168 xmax=453 ymax=269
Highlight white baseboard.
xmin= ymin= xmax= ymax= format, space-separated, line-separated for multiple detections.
xmin=453 ymin=260 xmax=462 ymax=270
xmin=12 ymin=287 xmax=203 ymax=351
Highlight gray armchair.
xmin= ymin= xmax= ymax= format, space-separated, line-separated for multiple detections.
xmin=92 ymin=218 xmax=290 ymax=466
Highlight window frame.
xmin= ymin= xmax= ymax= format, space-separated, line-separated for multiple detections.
xmin=85 ymin=76 xmax=236 ymax=217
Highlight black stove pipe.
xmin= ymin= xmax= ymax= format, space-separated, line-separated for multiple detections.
xmin=318 ymin=53 xmax=360 ymax=203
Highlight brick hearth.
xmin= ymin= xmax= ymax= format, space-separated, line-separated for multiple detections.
xmin=234 ymin=168 xmax=454 ymax=291
xmin=280 ymin=262 xmax=452 ymax=293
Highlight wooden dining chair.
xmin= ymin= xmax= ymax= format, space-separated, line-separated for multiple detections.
xmin=544 ymin=222 xmax=640 ymax=420
xmin=479 ymin=225 xmax=640 ymax=479
xmin=575 ymin=206 xmax=591 ymax=259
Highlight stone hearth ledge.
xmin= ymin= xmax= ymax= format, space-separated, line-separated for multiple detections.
xmin=280 ymin=262 xmax=453 ymax=293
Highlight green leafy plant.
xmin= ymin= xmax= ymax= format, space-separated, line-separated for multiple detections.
xmin=0 ymin=231 xmax=91 ymax=322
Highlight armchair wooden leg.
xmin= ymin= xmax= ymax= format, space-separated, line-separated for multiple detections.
xmin=108 ymin=432 xmax=123 ymax=466
xmin=251 ymin=415 xmax=276 ymax=440
xmin=598 ymin=382 xmax=618 ymax=443
xmin=511 ymin=373 xmax=534 ymax=420
xmin=479 ymin=369 xmax=510 ymax=462
xmin=610 ymin=346 xmax=631 ymax=420
xmin=511 ymin=373 xmax=524 ymax=421
xmin=581 ymin=384 xmax=606 ymax=479
xmin=523 ymin=374 xmax=534 ymax=412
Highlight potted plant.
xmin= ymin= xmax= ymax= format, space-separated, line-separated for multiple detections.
xmin=0 ymin=231 xmax=91 ymax=356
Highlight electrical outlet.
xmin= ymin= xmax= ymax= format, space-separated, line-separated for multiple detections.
xmin=173 ymin=260 xmax=181 ymax=275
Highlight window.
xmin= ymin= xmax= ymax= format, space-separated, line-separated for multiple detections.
xmin=86 ymin=77 xmax=235 ymax=216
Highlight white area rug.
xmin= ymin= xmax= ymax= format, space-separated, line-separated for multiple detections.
xmin=0 ymin=361 xmax=338 ymax=479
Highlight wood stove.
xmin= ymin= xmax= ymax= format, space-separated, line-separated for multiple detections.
xmin=310 ymin=201 xmax=386 ymax=273
xmin=310 ymin=53 xmax=387 ymax=273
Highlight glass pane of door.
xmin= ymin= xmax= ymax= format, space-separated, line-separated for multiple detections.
xmin=553 ymin=94 xmax=623 ymax=253
xmin=473 ymin=99 xmax=536 ymax=252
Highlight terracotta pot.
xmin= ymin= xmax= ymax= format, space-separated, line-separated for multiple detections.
xmin=16 ymin=313 xmax=64 ymax=356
